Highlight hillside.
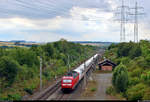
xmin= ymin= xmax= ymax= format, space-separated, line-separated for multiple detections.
xmin=104 ymin=40 xmax=150 ymax=100
xmin=0 ymin=40 xmax=98 ymax=100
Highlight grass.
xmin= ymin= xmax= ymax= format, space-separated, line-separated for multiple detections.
xmin=90 ymin=88 xmax=97 ymax=92
xmin=81 ymin=80 xmax=98 ymax=97
xmin=106 ymin=86 xmax=126 ymax=100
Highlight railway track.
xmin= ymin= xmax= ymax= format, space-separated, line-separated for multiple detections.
xmin=28 ymin=52 xmax=102 ymax=100
xmin=31 ymin=80 xmax=61 ymax=100
xmin=49 ymin=79 xmax=84 ymax=100
xmin=55 ymin=92 xmax=71 ymax=100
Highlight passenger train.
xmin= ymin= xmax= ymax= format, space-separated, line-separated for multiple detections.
xmin=61 ymin=54 xmax=98 ymax=91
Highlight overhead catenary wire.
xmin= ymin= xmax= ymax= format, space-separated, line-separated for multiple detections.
xmin=115 ymin=0 xmax=130 ymax=42
xmin=129 ymin=1 xmax=145 ymax=43
xmin=0 ymin=0 xmax=112 ymax=22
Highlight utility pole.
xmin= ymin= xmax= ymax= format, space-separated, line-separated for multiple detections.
xmin=129 ymin=1 xmax=145 ymax=43
xmin=67 ymin=54 xmax=70 ymax=72
xmin=84 ymin=50 xmax=87 ymax=89
xmin=115 ymin=0 xmax=129 ymax=42
xmin=40 ymin=56 xmax=42 ymax=91
xmin=84 ymin=47 xmax=86 ymax=69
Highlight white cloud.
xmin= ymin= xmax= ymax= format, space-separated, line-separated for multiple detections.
xmin=0 ymin=6 xmax=119 ymax=42
xmin=0 ymin=0 xmax=149 ymax=42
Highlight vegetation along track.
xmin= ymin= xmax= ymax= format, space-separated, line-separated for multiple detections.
xmin=54 ymin=90 xmax=71 ymax=100
xmin=33 ymin=80 xmax=61 ymax=100
xmin=49 ymin=78 xmax=84 ymax=100
xmin=31 ymin=51 xmax=102 ymax=100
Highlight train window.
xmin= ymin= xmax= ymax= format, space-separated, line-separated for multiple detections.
xmin=66 ymin=71 xmax=78 ymax=78
xmin=66 ymin=72 xmax=73 ymax=76
xmin=72 ymin=72 xmax=78 ymax=78
xmin=63 ymin=80 xmax=72 ymax=83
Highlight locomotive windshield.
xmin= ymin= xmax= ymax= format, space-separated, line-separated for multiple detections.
xmin=63 ymin=79 xmax=72 ymax=83
xmin=66 ymin=72 xmax=72 ymax=76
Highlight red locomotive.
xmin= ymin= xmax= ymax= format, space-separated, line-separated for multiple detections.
xmin=61 ymin=71 xmax=79 ymax=91
xmin=61 ymin=54 xmax=98 ymax=91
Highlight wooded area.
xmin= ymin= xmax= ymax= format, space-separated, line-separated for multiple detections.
xmin=105 ymin=40 xmax=150 ymax=100
xmin=0 ymin=40 xmax=98 ymax=100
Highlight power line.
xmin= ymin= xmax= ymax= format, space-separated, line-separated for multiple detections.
xmin=67 ymin=54 xmax=70 ymax=72
xmin=0 ymin=0 xmax=107 ymax=22
xmin=129 ymin=1 xmax=145 ymax=43
xmin=115 ymin=0 xmax=129 ymax=42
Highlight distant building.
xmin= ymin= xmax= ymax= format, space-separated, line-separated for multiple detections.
xmin=98 ymin=59 xmax=116 ymax=71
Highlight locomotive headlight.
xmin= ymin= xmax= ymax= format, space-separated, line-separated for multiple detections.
xmin=62 ymin=84 xmax=72 ymax=86
xmin=63 ymin=79 xmax=72 ymax=83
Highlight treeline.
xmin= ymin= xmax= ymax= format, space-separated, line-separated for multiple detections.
xmin=0 ymin=40 xmax=97 ymax=100
xmin=105 ymin=40 xmax=150 ymax=100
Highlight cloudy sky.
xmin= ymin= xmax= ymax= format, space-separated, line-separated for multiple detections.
xmin=0 ymin=0 xmax=149 ymax=42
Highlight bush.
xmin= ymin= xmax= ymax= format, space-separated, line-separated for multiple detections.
xmin=128 ymin=77 xmax=140 ymax=86
xmin=116 ymin=42 xmax=141 ymax=59
xmin=126 ymin=83 xmax=146 ymax=100
xmin=129 ymin=45 xmax=141 ymax=59
xmin=23 ymin=83 xmax=36 ymax=95
xmin=117 ymin=42 xmax=133 ymax=57
xmin=108 ymin=43 xmax=117 ymax=50
xmin=0 ymin=56 xmax=20 ymax=87
xmin=90 ymin=88 xmax=96 ymax=92
xmin=10 ymin=48 xmax=40 ymax=67
xmin=105 ymin=40 xmax=150 ymax=100
xmin=130 ymin=68 xmax=142 ymax=78
xmin=112 ymin=63 xmax=128 ymax=92
xmin=7 ymin=93 xmax=22 ymax=100
xmin=143 ymin=87 xmax=150 ymax=100
xmin=106 ymin=86 xmax=116 ymax=95
xmin=121 ymin=57 xmax=131 ymax=66
xmin=24 ymin=88 xmax=33 ymax=95
xmin=135 ymin=57 xmax=149 ymax=69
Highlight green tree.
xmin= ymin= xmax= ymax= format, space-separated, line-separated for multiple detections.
xmin=41 ymin=43 xmax=54 ymax=58
xmin=0 ymin=56 xmax=19 ymax=86
xmin=129 ymin=44 xmax=141 ymax=59
xmin=108 ymin=43 xmax=117 ymax=50
xmin=112 ymin=63 xmax=128 ymax=92
xmin=117 ymin=42 xmax=133 ymax=57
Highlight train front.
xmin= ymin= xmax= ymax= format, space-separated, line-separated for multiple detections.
xmin=61 ymin=76 xmax=73 ymax=91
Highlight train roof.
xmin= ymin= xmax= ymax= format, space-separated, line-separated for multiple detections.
xmin=73 ymin=54 xmax=98 ymax=73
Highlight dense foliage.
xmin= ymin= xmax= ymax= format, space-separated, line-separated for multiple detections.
xmin=104 ymin=40 xmax=150 ymax=100
xmin=0 ymin=40 xmax=97 ymax=100
xmin=112 ymin=63 xmax=128 ymax=93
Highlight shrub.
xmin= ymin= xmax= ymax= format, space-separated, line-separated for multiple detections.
xmin=121 ymin=57 xmax=131 ymax=66
xmin=24 ymin=88 xmax=33 ymax=95
xmin=106 ymin=86 xmax=115 ymax=95
xmin=23 ymin=83 xmax=36 ymax=95
xmin=136 ymin=56 xmax=149 ymax=69
xmin=143 ymin=87 xmax=150 ymax=100
xmin=90 ymin=88 xmax=96 ymax=92
xmin=130 ymin=68 xmax=142 ymax=78
xmin=7 ymin=93 xmax=22 ymax=100
xmin=126 ymin=83 xmax=146 ymax=100
xmin=145 ymin=54 xmax=150 ymax=66
xmin=112 ymin=63 xmax=128 ymax=92
xmin=0 ymin=56 xmax=20 ymax=87
xmin=128 ymin=77 xmax=140 ymax=86
xmin=129 ymin=45 xmax=141 ymax=59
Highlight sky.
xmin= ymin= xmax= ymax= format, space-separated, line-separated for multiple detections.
xmin=0 ymin=0 xmax=149 ymax=42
